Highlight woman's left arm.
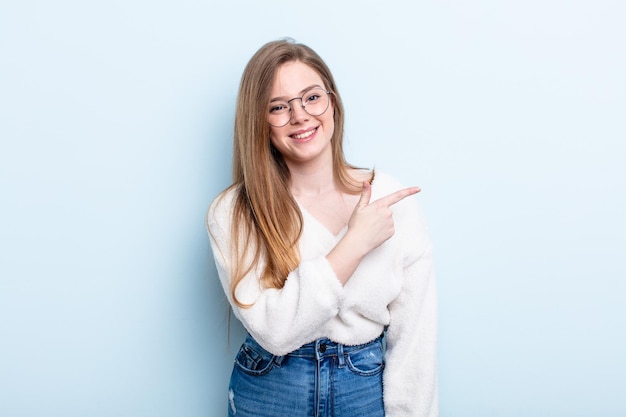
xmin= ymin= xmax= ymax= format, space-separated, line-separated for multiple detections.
xmin=383 ymin=201 xmax=438 ymax=417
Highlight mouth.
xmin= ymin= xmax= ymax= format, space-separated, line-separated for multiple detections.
xmin=290 ymin=127 xmax=318 ymax=142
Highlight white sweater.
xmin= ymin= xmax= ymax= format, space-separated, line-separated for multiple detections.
xmin=206 ymin=171 xmax=438 ymax=417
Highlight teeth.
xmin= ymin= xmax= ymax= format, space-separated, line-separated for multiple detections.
xmin=293 ymin=128 xmax=316 ymax=140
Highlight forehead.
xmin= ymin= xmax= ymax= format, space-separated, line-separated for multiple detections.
xmin=271 ymin=61 xmax=325 ymax=97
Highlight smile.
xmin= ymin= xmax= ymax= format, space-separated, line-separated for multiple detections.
xmin=291 ymin=127 xmax=317 ymax=141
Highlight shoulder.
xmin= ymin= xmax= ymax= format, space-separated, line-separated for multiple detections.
xmin=371 ymin=170 xmax=425 ymax=220
xmin=370 ymin=170 xmax=406 ymax=194
xmin=374 ymin=170 xmax=432 ymax=257
xmin=206 ymin=185 xmax=240 ymax=232
xmin=371 ymin=170 xmax=419 ymax=209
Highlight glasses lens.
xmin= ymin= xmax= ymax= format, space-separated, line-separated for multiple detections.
xmin=268 ymin=100 xmax=291 ymax=127
xmin=302 ymin=88 xmax=329 ymax=116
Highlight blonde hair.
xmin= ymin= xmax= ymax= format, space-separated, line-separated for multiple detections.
xmin=226 ymin=39 xmax=368 ymax=307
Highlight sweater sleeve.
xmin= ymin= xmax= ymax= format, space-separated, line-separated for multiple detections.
xmin=383 ymin=200 xmax=438 ymax=417
xmin=206 ymin=191 xmax=344 ymax=356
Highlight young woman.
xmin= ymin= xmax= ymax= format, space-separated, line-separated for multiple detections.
xmin=207 ymin=39 xmax=438 ymax=417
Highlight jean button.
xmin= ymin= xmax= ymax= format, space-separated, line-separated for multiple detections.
xmin=319 ymin=343 xmax=327 ymax=353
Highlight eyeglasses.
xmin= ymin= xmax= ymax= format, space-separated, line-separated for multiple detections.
xmin=267 ymin=87 xmax=332 ymax=127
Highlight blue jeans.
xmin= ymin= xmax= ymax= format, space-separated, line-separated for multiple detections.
xmin=228 ymin=334 xmax=385 ymax=417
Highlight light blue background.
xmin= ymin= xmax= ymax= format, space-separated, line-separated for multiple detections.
xmin=1 ymin=1 xmax=624 ymax=416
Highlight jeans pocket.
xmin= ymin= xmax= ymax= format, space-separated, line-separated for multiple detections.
xmin=346 ymin=343 xmax=385 ymax=376
xmin=234 ymin=341 xmax=277 ymax=376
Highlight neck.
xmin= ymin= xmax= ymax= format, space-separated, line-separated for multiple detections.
xmin=287 ymin=161 xmax=337 ymax=198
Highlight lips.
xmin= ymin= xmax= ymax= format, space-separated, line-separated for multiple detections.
xmin=290 ymin=127 xmax=317 ymax=141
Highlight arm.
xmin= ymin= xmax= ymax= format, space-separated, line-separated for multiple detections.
xmin=207 ymin=192 xmax=344 ymax=356
xmin=207 ymin=182 xmax=419 ymax=356
xmin=383 ymin=203 xmax=438 ymax=417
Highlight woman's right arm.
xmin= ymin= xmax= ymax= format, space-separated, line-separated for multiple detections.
xmin=207 ymin=192 xmax=344 ymax=356
xmin=207 ymin=183 xmax=418 ymax=354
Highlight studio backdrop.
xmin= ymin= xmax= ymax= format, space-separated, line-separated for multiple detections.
xmin=1 ymin=1 xmax=624 ymax=416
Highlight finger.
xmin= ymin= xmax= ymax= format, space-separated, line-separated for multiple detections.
xmin=375 ymin=187 xmax=420 ymax=207
xmin=357 ymin=181 xmax=372 ymax=208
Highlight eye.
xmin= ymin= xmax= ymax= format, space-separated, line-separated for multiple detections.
xmin=269 ymin=103 xmax=288 ymax=113
xmin=305 ymin=93 xmax=321 ymax=104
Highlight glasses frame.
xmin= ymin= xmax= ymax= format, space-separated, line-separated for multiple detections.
xmin=267 ymin=88 xmax=333 ymax=128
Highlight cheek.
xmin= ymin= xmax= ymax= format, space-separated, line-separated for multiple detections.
xmin=327 ymin=101 xmax=336 ymax=125
xmin=268 ymin=128 xmax=286 ymax=151
xmin=324 ymin=113 xmax=335 ymax=139
xmin=269 ymin=125 xmax=282 ymax=139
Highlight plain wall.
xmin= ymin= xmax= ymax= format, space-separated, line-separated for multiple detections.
xmin=1 ymin=0 xmax=624 ymax=416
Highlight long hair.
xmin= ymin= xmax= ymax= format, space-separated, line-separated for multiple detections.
xmin=226 ymin=39 xmax=366 ymax=307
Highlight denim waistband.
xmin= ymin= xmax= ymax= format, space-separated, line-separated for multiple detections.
xmin=291 ymin=334 xmax=384 ymax=358
xmin=244 ymin=333 xmax=384 ymax=362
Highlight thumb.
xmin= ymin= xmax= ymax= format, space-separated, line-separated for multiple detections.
xmin=357 ymin=180 xmax=372 ymax=208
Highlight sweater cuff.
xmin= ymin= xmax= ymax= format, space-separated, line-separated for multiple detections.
xmin=300 ymin=256 xmax=344 ymax=306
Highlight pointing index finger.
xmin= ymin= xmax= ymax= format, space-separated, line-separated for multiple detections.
xmin=375 ymin=186 xmax=421 ymax=207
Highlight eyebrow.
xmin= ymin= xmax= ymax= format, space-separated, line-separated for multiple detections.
xmin=269 ymin=84 xmax=324 ymax=102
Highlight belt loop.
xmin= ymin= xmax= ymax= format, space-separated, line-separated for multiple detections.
xmin=274 ymin=355 xmax=284 ymax=366
xmin=337 ymin=342 xmax=345 ymax=368
xmin=315 ymin=339 xmax=322 ymax=361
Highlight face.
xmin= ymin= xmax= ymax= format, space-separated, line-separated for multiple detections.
xmin=268 ymin=61 xmax=335 ymax=169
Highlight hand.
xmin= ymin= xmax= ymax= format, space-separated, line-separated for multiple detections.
xmin=346 ymin=181 xmax=420 ymax=256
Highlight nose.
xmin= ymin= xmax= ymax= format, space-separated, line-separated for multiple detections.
xmin=289 ymin=99 xmax=309 ymax=124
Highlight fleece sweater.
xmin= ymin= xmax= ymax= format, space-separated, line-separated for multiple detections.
xmin=206 ymin=171 xmax=438 ymax=417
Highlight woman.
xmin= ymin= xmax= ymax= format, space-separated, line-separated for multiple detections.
xmin=207 ymin=39 xmax=437 ymax=417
